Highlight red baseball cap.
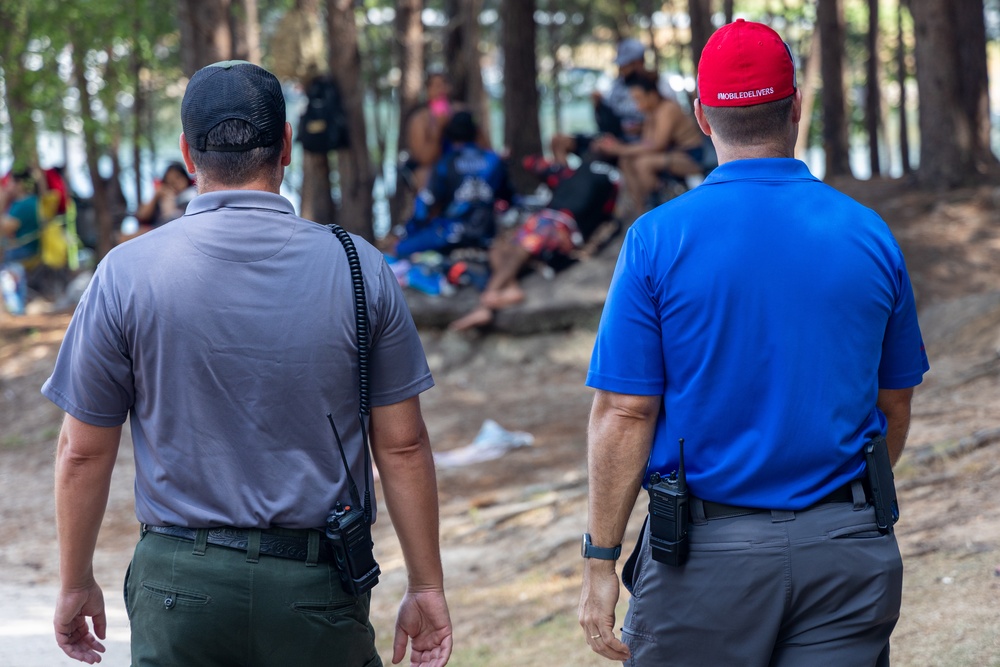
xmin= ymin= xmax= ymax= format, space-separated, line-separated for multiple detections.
xmin=697 ymin=19 xmax=796 ymax=107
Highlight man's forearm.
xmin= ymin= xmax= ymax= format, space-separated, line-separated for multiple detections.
xmin=877 ymin=387 xmax=914 ymax=466
xmin=586 ymin=391 xmax=660 ymax=550
xmin=54 ymin=416 xmax=122 ymax=589
xmin=375 ymin=440 xmax=443 ymax=591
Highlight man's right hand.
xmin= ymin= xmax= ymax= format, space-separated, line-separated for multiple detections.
xmin=54 ymin=581 xmax=107 ymax=664
xmin=392 ymin=588 xmax=453 ymax=667
xmin=579 ymin=561 xmax=630 ymax=662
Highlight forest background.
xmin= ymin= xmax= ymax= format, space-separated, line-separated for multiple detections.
xmin=1 ymin=0 xmax=999 ymax=256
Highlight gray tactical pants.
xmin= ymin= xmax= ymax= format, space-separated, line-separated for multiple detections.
xmin=621 ymin=497 xmax=902 ymax=666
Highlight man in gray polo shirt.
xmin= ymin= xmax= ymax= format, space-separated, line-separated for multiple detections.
xmin=44 ymin=61 xmax=452 ymax=666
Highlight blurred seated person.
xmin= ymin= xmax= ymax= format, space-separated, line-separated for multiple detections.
xmin=401 ymin=72 xmax=492 ymax=192
xmin=1 ymin=169 xmax=44 ymax=264
xmin=449 ymin=157 xmax=620 ymax=331
xmin=393 ymin=111 xmax=512 ymax=259
xmin=549 ymin=38 xmax=647 ymax=166
xmin=593 ymin=70 xmax=705 ymax=212
xmin=134 ymin=162 xmax=196 ymax=230
xmin=1 ymin=169 xmax=45 ymax=314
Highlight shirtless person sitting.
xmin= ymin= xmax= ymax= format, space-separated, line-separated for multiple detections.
xmin=593 ymin=70 xmax=705 ymax=212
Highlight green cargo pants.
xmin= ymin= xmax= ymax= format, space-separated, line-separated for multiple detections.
xmin=125 ymin=528 xmax=382 ymax=666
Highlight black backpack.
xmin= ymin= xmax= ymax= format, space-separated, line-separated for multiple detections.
xmin=298 ymin=77 xmax=349 ymax=153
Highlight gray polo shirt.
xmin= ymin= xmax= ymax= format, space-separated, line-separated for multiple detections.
xmin=43 ymin=190 xmax=433 ymax=529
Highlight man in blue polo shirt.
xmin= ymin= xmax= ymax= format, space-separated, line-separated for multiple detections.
xmin=578 ymin=20 xmax=928 ymax=666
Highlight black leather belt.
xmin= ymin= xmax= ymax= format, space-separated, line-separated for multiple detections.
xmin=143 ymin=525 xmax=331 ymax=562
xmin=699 ymin=480 xmax=861 ymax=521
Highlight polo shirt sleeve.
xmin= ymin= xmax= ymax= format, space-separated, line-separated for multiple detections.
xmin=368 ymin=256 xmax=434 ymax=406
xmin=878 ymin=251 xmax=929 ymax=389
xmin=41 ymin=266 xmax=134 ymax=426
xmin=586 ymin=227 xmax=665 ymax=396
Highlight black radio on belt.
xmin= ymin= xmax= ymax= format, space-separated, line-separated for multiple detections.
xmin=325 ymin=499 xmax=380 ymax=596
xmin=647 ymin=438 xmax=690 ymax=567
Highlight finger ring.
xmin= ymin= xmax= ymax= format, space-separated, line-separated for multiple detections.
xmin=590 ymin=634 xmax=601 ymax=639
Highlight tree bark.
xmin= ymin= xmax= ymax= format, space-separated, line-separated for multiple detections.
xmin=0 ymin=4 xmax=37 ymax=171
xmin=817 ymin=0 xmax=852 ymax=178
xmin=445 ymin=0 xmax=490 ymax=139
xmin=865 ymin=0 xmax=881 ymax=177
xmin=795 ymin=30 xmax=822 ymax=160
xmin=724 ymin=0 xmax=735 ymax=24
xmin=909 ymin=0 xmax=995 ymax=186
xmin=896 ymin=0 xmax=911 ymax=174
xmin=300 ymin=150 xmax=336 ymax=223
xmin=71 ymin=45 xmax=114 ymax=260
xmin=688 ymin=0 xmax=714 ymax=75
xmin=390 ymin=0 xmax=423 ymax=226
xmin=230 ymin=0 xmax=261 ymax=64
xmin=501 ymin=0 xmax=543 ymax=193
xmin=327 ymin=0 xmax=374 ymax=240
xmin=177 ymin=0 xmax=233 ymax=77
xmin=952 ymin=0 xmax=996 ymax=170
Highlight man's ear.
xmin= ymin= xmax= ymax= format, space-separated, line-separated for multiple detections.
xmin=179 ymin=134 xmax=197 ymax=175
xmin=694 ymin=99 xmax=712 ymax=137
xmin=791 ymin=89 xmax=803 ymax=124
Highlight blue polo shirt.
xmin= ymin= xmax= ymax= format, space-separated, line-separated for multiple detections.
xmin=587 ymin=158 xmax=928 ymax=510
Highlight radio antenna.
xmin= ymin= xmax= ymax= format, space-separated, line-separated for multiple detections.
xmin=677 ymin=438 xmax=687 ymax=493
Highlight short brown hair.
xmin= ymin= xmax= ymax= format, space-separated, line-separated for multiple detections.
xmin=701 ymin=95 xmax=795 ymax=146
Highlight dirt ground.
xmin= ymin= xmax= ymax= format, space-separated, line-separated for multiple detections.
xmin=2 ymin=178 xmax=1000 ymax=666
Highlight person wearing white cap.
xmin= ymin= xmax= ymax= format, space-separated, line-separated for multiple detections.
xmin=550 ymin=38 xmax=647 ymax=165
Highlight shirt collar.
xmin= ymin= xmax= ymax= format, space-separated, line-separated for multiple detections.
xmin=183 ymin=190 xmax=296 ymax=217
xmin=702 ymin=158 xmax=820 ymax=186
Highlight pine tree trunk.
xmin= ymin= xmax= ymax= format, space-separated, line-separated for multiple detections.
xmin=724 ymin=0 xmax=735 ymax=25
xmin=896 ymin=0 xmax=911 ymax=174
xmin=817 ymin=0 xmax=852 ymax=178
xmin=908 ymin=0 xmax=995 ymax=186
xmin=0 ymin=5 xmax=37 ymax=171
xmin=952 ymin=0 xmax=997 ymax=170
xmin=230 ymin=0 xmax=261 ymax=64
xmin=327 ymin=0 xmax=374 ymax=240
xmin=795 ymin=30 xmax=822 ymax=159
xmin=445 ymin=0 xmax=490 ymax=139
xmin=865 ymin=0 xmax=881 ymax=177
xmin=688 ymin=0 xmax=714 ymax=74
xmin=501 ymin=0 xmax=543 ymax=193
xmin=71 ymin=45 xmax=115 ymax=260
xmin=177 ymin=0 xmax=233 ymax=77
xmin=390 ymin=0 xmax=423 ymax=226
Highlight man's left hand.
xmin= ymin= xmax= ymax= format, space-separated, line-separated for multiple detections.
xmin=392 ymin=588 xmax=453 ymax=667
xmin=54 ymin=581 xmax=107 ymax=664
xmin=579 ymin=562 xmax=630 ymax=661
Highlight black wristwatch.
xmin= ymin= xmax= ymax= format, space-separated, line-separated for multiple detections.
xmin=581 ymin=533 xmax=622 ymax=560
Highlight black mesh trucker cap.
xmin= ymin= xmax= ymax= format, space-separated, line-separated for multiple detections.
xmin=181 ymin=60 xmax=286 ymax=152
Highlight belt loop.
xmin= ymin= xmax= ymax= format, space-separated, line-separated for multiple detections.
xmin=851 ymin=478 xmax=867 ymax=510
xmin=771 ymin=510 xmax=795 ymax=523
xmin=306 ymin=531 xmax=320 ymax=567
xmin=689 ymin=498 xmax=708 ymax=525
xmin=140 ymin=523 xmax=148 ymax=538
xmin=192 ymin=529 xmax=208 ymax=556
xmin=246 ymin=529 xmax=261 ymax=564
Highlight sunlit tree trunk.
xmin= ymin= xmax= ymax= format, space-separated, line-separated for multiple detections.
xmin=865 ymin=0 xmax=881 ymax=177
xmin=390 ymin=0 xmax=423 ymax=226
xmin=795 ymin=30 xmax=821 ymax=160
xmin=896 ymin=0 xmax=911 ymax=174
xmin=501 ymin=0 xmax=543 ymax=192
xmin=0 ymin=4 xmax=37 ymax=171
xmin=327 ymin=0 xmax=374 ymax=240
xmin=230 ymin=0 xmax=261 ymax=64
xmin=71 ymin=45 xmax=114 ymax=260
xmin=817 ymin=0 xmax=852 ymax=178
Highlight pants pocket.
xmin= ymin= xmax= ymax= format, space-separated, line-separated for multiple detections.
xmin=140 ymin=581 xmax=212 ymax=610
